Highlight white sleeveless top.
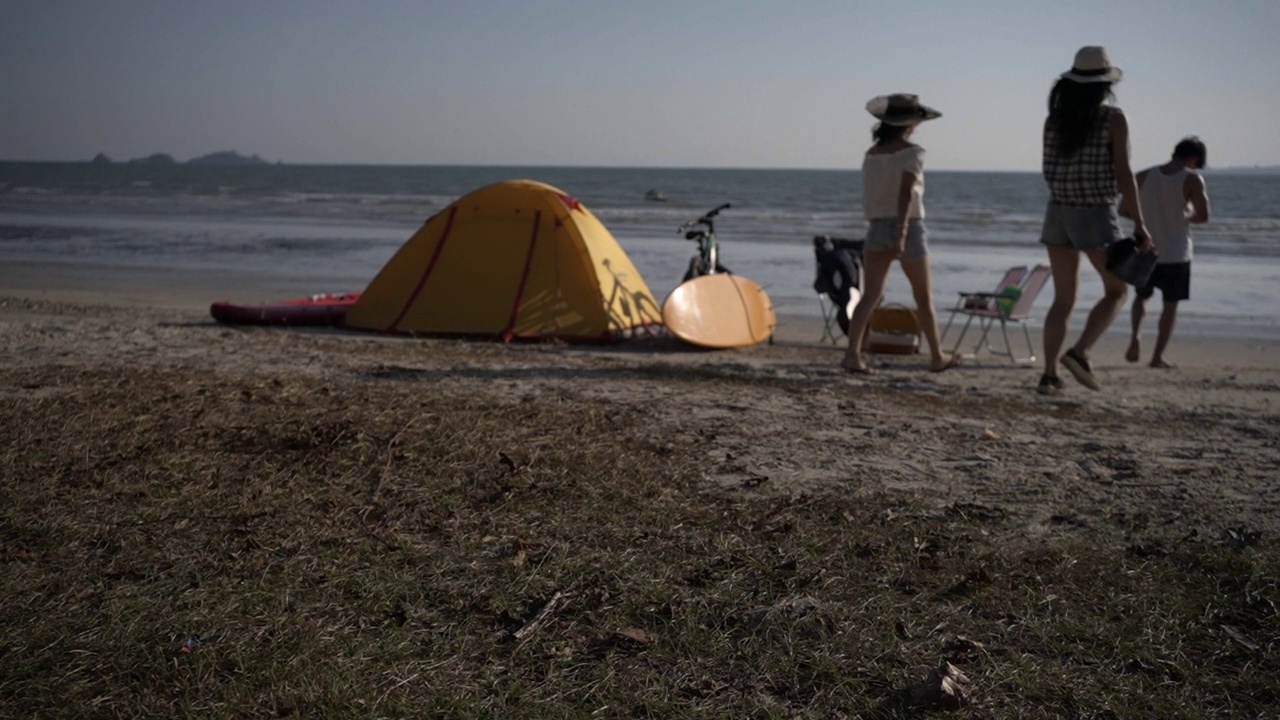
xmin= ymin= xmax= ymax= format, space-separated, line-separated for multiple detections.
xmin=861 ymin=145 xmax=926 ymax=220
xmin=1139 ymin=166 xmax=1194 ymax=263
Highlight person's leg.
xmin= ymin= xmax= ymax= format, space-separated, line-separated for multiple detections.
xmin=1149 ymin=262 xmax=1190 ymax=368
xmin=1126 ymin=294 xmax=1147 ymax=363
xmin=1151 ymin=300 xmax=1179 ymax=368
xmin=842 ymin=249 xmax=895 ymax=372
xmin=1074 ymin=246 xmax=1129 ymax=355
xmin=899 ymin=255 xmax=955 ymax=371
xmin=1042 ymin=245 xmax=1081 ymax=379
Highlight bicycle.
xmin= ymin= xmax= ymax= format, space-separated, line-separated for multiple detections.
xmin=678 ymin=203 xmax=733 ymax=282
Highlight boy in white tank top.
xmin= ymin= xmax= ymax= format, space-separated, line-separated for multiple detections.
xmin=1121 ymin=137 xmax=1210 ymax=368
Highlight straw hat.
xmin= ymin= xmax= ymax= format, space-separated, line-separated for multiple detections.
xmin=1060 ymin=46 xmax=1122 ymax=83
xmin=865 ymin=94 xmax=942 ymax=126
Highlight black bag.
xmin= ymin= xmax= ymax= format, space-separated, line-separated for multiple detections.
xmin=1105 ymin=237 xmax=1158 ymax=287
xmin=812 ymin=236 xmax=864 ymax=335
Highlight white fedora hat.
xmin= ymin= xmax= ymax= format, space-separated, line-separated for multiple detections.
xmin=1061 ymin=46 xmax=1123 ymax=83
xmin=865 ymin=94 xmax=942 ymax=126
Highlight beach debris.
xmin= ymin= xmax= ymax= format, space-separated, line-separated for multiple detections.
xmin=586 ymin=625 xmax=655 ymax=658
xmin=513 ymin=589 xmax=574 ymax=645
xmin=614 ymin=627 xmax=652 ymax=645
xmin=903 ymin=660 xmax=970 ymax=710
xmin=1220 ymin=623 xmax=1260 ymax=651
xmin=943 ymin=635 xmax=988 ymax=663
xmin=1224 ymin=527 xmax=1262 ymax=550
xmin=180 ymin=631 xmax=223 ymax=653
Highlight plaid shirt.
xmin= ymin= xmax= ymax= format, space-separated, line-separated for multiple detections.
xmin=1043 ymin=105 xmax=1118 ymax=206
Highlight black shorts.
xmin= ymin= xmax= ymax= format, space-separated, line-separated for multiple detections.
xmin=1136 ymin=261 xmax=1191 ymax=302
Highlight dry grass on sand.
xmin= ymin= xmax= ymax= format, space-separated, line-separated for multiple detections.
xmin=2 ymin=296 xmax=1279 ymax=717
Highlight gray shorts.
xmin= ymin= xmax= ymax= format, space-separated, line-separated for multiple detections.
xmin=865 ymin=218 xmax=928 ymax=259
xmin=1040 ymin=202 xmax=1121 ymax=251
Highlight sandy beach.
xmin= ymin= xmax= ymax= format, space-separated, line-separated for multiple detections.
xmin=5 ymin=260 xmax=1278 ymax=543
xmin=6 ymin=260 xmax=1280 ymax=716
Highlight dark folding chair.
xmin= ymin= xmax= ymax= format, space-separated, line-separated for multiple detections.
xmin=812 ymin=235 xmax=865 ymax=344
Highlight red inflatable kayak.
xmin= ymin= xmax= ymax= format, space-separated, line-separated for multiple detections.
xmin=210 ymin=292 xmax=361 ymax=327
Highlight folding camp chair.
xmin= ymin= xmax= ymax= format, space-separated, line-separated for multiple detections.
xmin=864 ymin=303 xmax=921 ymax=354
xmin=812 ymin=235 xmax=864 ymax=344
xmin=941 ymin=264 xmax=1049 ymax=364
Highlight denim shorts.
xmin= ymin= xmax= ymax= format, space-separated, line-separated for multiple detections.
xmin=865 ymin=218 xmax=928 ymax=259
xmin=1040 ymin=202 xmax=1121 ymax=252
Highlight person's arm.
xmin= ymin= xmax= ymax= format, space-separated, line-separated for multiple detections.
xmin=1109 ymin=109 xmax=1152 ymax=249
xmin=1119 ymin=169 xmax=1147 ymax=219
xmin=893 ymin=147 xmax=925 ymax=257
xmin=894 ymin=169 xmax=917 ymax=257
xmin=1185 ymin=173 xmax=1210 ymax=224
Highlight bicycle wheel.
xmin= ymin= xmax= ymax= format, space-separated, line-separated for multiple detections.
xmin=683 ymin=257 xmax=709 ymax=282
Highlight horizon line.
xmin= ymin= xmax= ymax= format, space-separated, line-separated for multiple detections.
xmin=1 ymin=158 xmax=1277 ymax=174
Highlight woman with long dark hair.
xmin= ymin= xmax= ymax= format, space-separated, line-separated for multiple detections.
xmin=1037 ymin=46 xmax=1151 ymax=395
xmin=841 ymin=94 xmax=958 ymax=375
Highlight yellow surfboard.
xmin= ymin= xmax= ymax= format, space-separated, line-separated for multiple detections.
xmin=661 ymin=273 xmax=776 ymax=348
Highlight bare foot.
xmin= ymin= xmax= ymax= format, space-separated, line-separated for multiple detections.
xmin=930 ymin=354 xmax=961 ymax=373
xmin=1150 ymin=358 xmax=1175 ymax=369
xmin=841 ymin=357 xmax=873 ymax=375
xmin=1125 ymin=337 xmax=1141 ymax=363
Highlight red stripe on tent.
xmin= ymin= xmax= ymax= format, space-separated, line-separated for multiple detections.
xmin=387 ymin=205 xmax=457 ymax=333
xmin=501 ymin=211 xmax=541 ymax=343
xmin=554 ymin=192 xmax=582 ymax=212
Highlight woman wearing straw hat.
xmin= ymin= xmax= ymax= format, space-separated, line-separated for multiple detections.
xmin=1037 ymin=46 xmax=1152 ymax=395
xmin=841 ymin=93 xmax=959 ymax=375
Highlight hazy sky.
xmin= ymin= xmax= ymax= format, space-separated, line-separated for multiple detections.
xmin=3 ymin=0 xmax=1277 ymax=170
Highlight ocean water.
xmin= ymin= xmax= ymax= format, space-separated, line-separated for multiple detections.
xmin=2 ymin=162 xmax=1277 ymax=339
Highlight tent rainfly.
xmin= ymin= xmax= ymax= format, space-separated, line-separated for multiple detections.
xmin=344 ymin=179 xmax=661 ymax=342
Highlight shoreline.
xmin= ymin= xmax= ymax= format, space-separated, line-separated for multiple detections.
xmin=4 ymin=257 xmax=1278 ymax=356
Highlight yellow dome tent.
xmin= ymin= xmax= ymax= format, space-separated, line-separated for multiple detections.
xmin=344 ymin=179 xmax=660 ymax=342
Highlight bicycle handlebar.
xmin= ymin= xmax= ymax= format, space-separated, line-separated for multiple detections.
xmin=678 ymin=203 xmax=733 ymax=232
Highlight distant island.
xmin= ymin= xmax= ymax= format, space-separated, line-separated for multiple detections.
xmin=88 ymin=150 xmax=276 ymax=166
xmin=127 ymin=153 xmax=177 ymax=166
xmin=186 ymin=151 xmax=272 ymax=166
